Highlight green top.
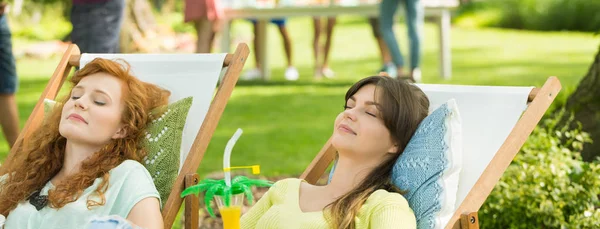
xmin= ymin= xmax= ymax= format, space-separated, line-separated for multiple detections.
xmin=4 ymin=160 xmax=160 ymax=229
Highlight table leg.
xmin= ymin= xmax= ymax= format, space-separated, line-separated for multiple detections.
xmin=257 ymin=19 xmax=270 ymax=80
xmin=438 ymin=9 xmax=452 ymax=80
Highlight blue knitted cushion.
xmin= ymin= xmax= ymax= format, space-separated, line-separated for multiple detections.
xmin=392 ymin=99 xmax=462 ymax=229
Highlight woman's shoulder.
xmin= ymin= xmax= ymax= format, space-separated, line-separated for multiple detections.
xmin=269 ymin=178 xmax=302 ymax=192
xmin=113 ymin=159 xmax=145 ymax=170
xmin=253 ymin=178 xmax=302 ymax=204
xmin=365 ymin=189 xmax=411 ymax=210
xmin=360 ymin=190 xmax=416 ymax=229
xmin=106 ymin=160 xmax=157 ymax=196
xmin=109 ymin=160 xmax=151 ymax=178
xmin=274 ymin=178 xmax=302 ymax=185
xmin=255 ymin=178 xmax=303 ymax=197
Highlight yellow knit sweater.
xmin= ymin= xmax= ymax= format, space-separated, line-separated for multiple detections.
xmin=240 ymin=178 xmax=416 ymax=229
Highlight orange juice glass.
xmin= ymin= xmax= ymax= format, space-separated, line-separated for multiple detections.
xmin=214 ymin=194 xmax=245 ymax=229
xmin=219 ymin=206 xmax=242 ymax=229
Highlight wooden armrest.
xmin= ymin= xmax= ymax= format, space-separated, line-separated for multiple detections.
xmin=184 ymin=173 xmax=200 ymax=229
xmin=460 ymin=212 xmax=479 ymax=229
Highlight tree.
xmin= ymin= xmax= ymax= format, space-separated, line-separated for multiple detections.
xmin=120 ymin=0 xmax=181 ymax=53
xmin=562 ymin=43 xmax=600 ymax=162
xmin=120 ymin=0 xmax=157 ymax=53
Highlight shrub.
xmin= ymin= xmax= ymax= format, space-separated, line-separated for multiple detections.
xmin=479 ymin=111 xmax=600 ymax=228
xmin=454 ymin=0 xmax=600 ymax=32
xmin=9 ymin=3 xmax=71 ymax=41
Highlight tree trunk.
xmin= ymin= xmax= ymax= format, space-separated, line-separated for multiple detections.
xmin=120 ymin=0 xmax=161 ymax=53
xmin=563 ymin=43 xmax=600 ymax=162
xmin=160 ymin=0 xmax=176 ymax=15
xmin=119 ymin=0 xmax=183 ymax=53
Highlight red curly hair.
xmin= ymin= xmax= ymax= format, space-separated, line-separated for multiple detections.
xmin=0 ymin=58 xmax=170 ymax=215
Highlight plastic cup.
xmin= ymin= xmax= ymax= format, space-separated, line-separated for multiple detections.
xmin=214 ymin=194 xmax=245 ymax=229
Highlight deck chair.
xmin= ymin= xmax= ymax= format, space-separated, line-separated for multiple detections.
xmin=1 ymin=43 xmax=250 ymax=229
xmin=300 ymin=77 xmax=561 ymax=229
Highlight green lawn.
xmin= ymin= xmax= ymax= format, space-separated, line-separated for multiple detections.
xmin=1 ymin=17 xmax=598 ymax=179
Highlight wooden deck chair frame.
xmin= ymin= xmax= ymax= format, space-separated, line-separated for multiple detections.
xmin=1 ymin=43 xmax=250 ymax=229
xmin=299 ymin=76 xmax=561 ymax=229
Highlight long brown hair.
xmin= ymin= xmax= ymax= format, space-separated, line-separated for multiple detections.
xmin=0 ymin=58 xmax=170 ymax=215
xmin=328 ymin=76 xmax=429 ymax=229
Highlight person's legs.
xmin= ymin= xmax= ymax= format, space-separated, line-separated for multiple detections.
xmin=320 ymin=17 xmax=336 ymax=78
xmin=312 ymin=17 xmax=322 ymax=78
xmin=379 ymin=0 xmax=405 ymax=78
xmin=195 ymin=18 xmax=220 ymax=53
xmin=208 ymin=32 xmax=216 ymax=53
xmin=368 ymin=17 xmax=392 ymax=67
xmin=253 ymin=21 xmax=262 ymax=69
xmin=104 ymin=0 xmax=125 ymax=53
xmin=0 ymin=94 xmax=19 ymax=148
xmin=70 ymin=0 xmax=125 ymax=54
xmin=242 ymin=20 xmax=262 ymax=80
xmin=207 ymin=19 xmax=221 ymax=53
xmin=274 ymin=19 xmax=299 ymax=81
xmin=195 ymin=19 xmax=214 ymax=53
xmin=377 ymin=38 xmax=392 ymax=65
xmin=0 ymin=15 xmax=18 ymax=148
xmin=275 ymin=21 xmax=292 ymax=67
xmin=405 ymin=0 xmax=424 ymax=81
xmin=70 ymin=3 xmax=93 ymax=53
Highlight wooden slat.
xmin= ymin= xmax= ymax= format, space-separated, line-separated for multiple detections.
xmin=0 ymin=44 xmax=80 ymax=175
xmin=444 ymin=76 xmax=561 ymax=229
xmin=184 ymin=173 xmax=200 ymax=229
xmin=161 ymin=43 xmax=249 ymax=229
xmin=223 ymin=54 xmax=232 ymax=67
xmin=69 ymin=54 xmax=233 ymax=67
xmin=299 ymin=137 xmax=337 ymax=184
xmin=528 ymin=88 xmax=539 ymax=103
xmin=69 ymin=55 xmax=81 ymax=67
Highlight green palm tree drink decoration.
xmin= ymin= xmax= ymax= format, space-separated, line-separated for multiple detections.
xmin=181 ymin=129 xmax=272 ymax=229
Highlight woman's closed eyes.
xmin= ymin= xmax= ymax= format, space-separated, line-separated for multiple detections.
xmin=70 ymin=93 xmax=108 ymax=106
xmin=343 ymin=105 xmax=378 ymax=118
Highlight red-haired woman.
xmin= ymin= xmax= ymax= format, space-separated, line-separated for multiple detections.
xmin=0 ymin=58 xmax=169 ymax=229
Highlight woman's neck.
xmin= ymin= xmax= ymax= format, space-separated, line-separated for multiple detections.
xmin=323 ymin=153 xmax=381 ymax=198
xmin=59 ymin=140 xmax=101 ymax=178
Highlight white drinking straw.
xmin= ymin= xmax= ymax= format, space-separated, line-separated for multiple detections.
xmin=223 ymin=128 xmax=243 ymax=187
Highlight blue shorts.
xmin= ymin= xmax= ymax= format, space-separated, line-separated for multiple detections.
xmin=0 ymin=15 xmax=17 ymax=95
xmin=70 ymin=0 xmax=125 ymax=53
xmin=248 ymin=18 xmax=287 ymax=26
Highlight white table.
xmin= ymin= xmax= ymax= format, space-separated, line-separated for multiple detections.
xmin=222 ymin=0 xmax=458 ymax=80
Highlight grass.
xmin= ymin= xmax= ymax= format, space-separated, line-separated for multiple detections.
xmin=0 ymin=16 xmax=598 ymax=179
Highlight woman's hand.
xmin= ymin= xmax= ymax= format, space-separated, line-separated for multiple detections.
xmin=127 ymin=197 xmax=163 ymax=229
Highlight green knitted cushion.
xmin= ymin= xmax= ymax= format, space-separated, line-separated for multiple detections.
xmin=43 ymin=96 xmax=193 ymax=207
xmin=143 ymin=96 xmax=193 ymax=207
